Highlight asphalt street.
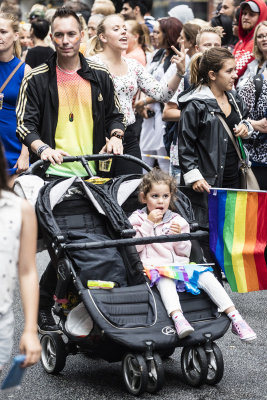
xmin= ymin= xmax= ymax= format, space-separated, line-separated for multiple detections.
xmin=0 ymin=250 xmax=266 ymax=400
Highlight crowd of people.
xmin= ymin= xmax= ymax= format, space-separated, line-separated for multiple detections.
xmin=0 ymin=0 xmax=266 ymax=376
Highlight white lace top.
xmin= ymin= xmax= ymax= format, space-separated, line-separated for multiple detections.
xmin=0 ymin=191 xmax=22 ymax=315
xmin=89 ymin=55 xmax=175 ymax=126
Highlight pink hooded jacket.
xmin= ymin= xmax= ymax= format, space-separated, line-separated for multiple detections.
xmin=129 ymin=208 xmax=191 ymax=266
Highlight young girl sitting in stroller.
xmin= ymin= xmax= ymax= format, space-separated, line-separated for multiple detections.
xmin=129 ymin=168 xmax=256 ymax=341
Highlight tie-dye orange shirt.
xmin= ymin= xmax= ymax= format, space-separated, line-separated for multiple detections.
xmin=47 ymin=67 xmax=95 ymax=176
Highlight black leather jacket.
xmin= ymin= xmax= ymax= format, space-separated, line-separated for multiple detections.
xmin=16 ymin=52 xmax=126 ymax=163
xmin=178 ymin=85 xmax=249 ymax=228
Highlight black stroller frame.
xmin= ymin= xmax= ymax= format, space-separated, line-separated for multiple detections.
xmin=28 ymin=154 xmax=230 ymax=396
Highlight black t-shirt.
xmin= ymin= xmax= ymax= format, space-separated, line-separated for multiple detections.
xmin=25 ymin=46 xmax=54 ymax=69
xmin=222 ymin=105 xmax=240 ymax=187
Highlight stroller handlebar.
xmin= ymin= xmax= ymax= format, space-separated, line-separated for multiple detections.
xmin=62 ymin=230 xmax=209 ymax=251
xmin=24 ymin=154 xmax=152 ymax=175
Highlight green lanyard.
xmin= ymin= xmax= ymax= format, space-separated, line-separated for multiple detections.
xmin=237 ymin=137 xmax=246 ymax=160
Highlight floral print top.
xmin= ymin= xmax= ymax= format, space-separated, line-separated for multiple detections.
xmin=89 ymin=55 xmax=175 ymax=126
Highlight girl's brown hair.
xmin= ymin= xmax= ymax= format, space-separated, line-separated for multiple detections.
xmin=139 ymin=168 xmax=177 ymax=211
xmin=0 ymin=12 xmax=21 ymax=58
xmin=190 ymin=47 xmax=234 ymax=86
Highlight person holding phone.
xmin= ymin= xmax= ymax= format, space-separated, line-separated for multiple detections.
xmin=135 ymin=17 xmax=183 ymax=172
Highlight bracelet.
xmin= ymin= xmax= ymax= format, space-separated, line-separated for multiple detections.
xmin=36 ymin=144 xmax=50 ymax=157
xmin=143 ymin=98 xmax=147 ymax=106
xmin=110 ymin=131 xmax=124 ymax=141
xmin=176 ymin=70 xmax=186 ymax=79
xmin=240 ymin=119 xmax=253 ymax=137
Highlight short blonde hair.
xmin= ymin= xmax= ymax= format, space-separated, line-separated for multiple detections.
xmin=253 ymin=21 xmax=267 ymax=63
xmin=196 ymin=26 xmax=222 ymax=47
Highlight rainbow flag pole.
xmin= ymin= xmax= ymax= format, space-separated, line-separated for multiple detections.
xmin=142 ymin=154 xmax=170 ymax=160
xmin=208 ymin=188 xmax=267 ymax=293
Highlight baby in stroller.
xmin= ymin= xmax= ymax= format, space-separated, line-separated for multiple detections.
xmin=129 ymin=168 xmax=256 ymax=342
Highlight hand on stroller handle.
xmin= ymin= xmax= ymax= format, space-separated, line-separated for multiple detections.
xmin=24 ymin=154 xmax=152 ymax=175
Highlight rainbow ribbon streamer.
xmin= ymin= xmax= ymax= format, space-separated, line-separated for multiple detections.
xmin=144 ymin=264 xmax=213 ymax=295
xmin=209 ymin=189 xmax=267 ymax=293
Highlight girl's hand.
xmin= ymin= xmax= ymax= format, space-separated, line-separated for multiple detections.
xmin=233 ymin=123 xmax=249 ymax=138
xmin=169 ymin=222 xmax=181 ymax=234
xmin=20 ymin=331 xmax=41 ymax=368
xmin=192 ymin=179 xmax=211 ymax=193
xmin=171 ymin=41 xmax=188 ymax=76
xmin=147 ymin=209 xmax=163 ymax=223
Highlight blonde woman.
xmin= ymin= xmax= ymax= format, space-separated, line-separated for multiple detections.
xmin=87 ymin=14 xmax=186 ymax=175
xmin=238 ymin=21 xmax=267 ymax=189
xmin=0 ymin=13 xmax=30 ymax=181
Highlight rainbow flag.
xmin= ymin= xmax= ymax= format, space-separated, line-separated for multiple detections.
xmin=209 ymin=189 xmax=267 ymax=293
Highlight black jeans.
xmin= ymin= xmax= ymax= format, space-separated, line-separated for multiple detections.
xmin=112 ymin=122 xmax=142 ymax=176
xmin=252 ymin=165 xmax=267 ymax=190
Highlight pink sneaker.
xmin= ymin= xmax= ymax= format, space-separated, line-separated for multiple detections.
xmin=232 ymin=319 xmax=257 ymax=342
xmin=174 ymin=315 xmax=194 ymax=339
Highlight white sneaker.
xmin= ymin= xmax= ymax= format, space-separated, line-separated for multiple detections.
xmin=174 ymin=315 xmax=194 ymax=339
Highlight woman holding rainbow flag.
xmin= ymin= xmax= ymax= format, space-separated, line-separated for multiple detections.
xmin=177 ymin=47 xmax=254 ymax=280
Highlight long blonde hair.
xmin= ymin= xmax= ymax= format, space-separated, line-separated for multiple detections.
xmin=86 ymin=13 xmax=124 ymax=56
xmin=0 ymin=12 xmax=21 ymax=58
xmin=253 ymin=21 xmax=267 ymax=64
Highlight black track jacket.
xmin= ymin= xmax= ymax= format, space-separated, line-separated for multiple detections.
xmin=16 ymin=52 xmax=126 ymax=163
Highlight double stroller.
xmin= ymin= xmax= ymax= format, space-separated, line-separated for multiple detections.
xmin=27 ymin=154 xmax=230 ymax=395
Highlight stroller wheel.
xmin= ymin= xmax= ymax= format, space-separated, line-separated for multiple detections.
xmin=205 ymin=342 xmax=224 ymax=385
xmin=122 ymin=353 xmax=148 ymax=396
xmin=40 ymin=332 xmax=66 ymax=374
xmin=145 ymin=353 xmax=165 ymax=393
xmin=181 ymin=345 xmax=208 ymax=387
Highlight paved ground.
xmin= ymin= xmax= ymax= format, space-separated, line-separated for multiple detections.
xmin=1 ymin=250 xmax=266 ymax=400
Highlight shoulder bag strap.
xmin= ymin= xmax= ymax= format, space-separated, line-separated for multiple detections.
xmin=0 ymin=60 xmax=24 ymax=93
xmin=216 ymin=113 xmax=243 ymax=162
xmin=228 ymin=92 xmax=242 ymax=120
xmin=253 ymin=73 xmax=264 ymax=108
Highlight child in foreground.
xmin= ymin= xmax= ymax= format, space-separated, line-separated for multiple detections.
xmin=129 ymin=168 xmax=256 ymax=341
xmin=0 ymin=143 xmax=41 ymax=374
